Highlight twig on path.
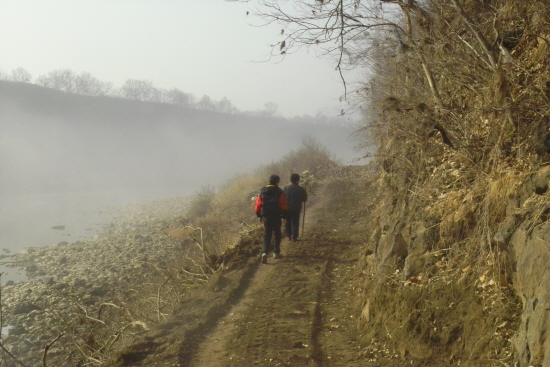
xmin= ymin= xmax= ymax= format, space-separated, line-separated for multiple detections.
xmin=0 ymin=342 xmax=30 ymax=367
xmin=43 ymin=333 xmax=64 ymax=367
xmin=157 ymin=275 xmax=172 ymax=322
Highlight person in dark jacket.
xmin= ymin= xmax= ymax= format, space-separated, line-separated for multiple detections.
xmin=255 ymin=174 xmax=289 ymax=264
xmin=283 ymin=173 xmax=308 ymax=242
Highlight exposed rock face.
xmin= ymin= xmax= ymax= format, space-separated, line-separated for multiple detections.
xmin=368 ymin=166 xmax=549 ymax=366
xmin=375 ymin=222 xmax=408 ymax=278
xmin=508 ymin=167 xmax=550 ymax=367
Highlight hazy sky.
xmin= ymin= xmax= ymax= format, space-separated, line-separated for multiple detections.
xmin=0 ymin=0 xmax=361 ymax=117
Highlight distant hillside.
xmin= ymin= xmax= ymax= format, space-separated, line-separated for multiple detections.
xmin=0 ymin=81 xmax=359 ymax=195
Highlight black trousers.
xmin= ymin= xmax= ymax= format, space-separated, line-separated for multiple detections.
xmin=285 ymin=211 xmax=301 ymax=240
xmin=262 ymin=215 xmax=282 ymax=254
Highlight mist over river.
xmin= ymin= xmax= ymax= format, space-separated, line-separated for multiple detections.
xmin=0 ymin=82 xmax=362 ymax=285
xmin=0 ymin=187 xmax=194 ymax=284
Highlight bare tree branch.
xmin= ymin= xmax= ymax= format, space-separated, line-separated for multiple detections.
xmin=450 ymin=0 xmax=498 ymax=68
xmin=43 ymin=333 xmax=64 ymax=367
xmin=157 ymin=275 xmax=172 ymax=322
xmin=246 ymin=0 xmax=445 ymax=107
xmin=0 ymin=342 xmax=30 ymax=367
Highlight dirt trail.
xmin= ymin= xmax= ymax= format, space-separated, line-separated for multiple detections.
xmin=189 ymin=252 xmax=278 ymax=367
xmin=184 ymin=175 xmax=375 ymax=367
xmin=189 ymin=230 xmax=362 ymax=367
xmin=108 ymin=168 xmax=376 ymax=367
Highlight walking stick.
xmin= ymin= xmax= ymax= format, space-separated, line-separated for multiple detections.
xmin=301 ymin=201 xmax=306 ymax=239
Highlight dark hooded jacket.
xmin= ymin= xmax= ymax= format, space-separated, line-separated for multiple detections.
xmin=255 ymin=185 xmax=289 ymax=218
xmin=283 ymin=183 xmax=307 ymax=212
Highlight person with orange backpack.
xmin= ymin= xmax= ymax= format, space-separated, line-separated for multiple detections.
xmin=254 ymin=174 xmax=289 ymax=264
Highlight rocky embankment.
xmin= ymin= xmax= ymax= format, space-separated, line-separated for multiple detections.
xmin=1 ymin=197 xmax=190 ymax=366
xmin=505 ymin=167 xmax=550 ymax=366
xmin=365 ymin=165 xmax=550 ymax=366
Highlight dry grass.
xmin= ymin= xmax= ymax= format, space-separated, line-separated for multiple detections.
xmin=364 ymin=0 xmax=549 ymax=254
xmin=354 ymin=1 xmax=549 ymax=364
xmin=187 ymin=185 xmax=216 ymax=220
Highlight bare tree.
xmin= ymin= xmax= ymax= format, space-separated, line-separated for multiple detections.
xmin=99 ymin=81 xmax=114 ymax=96
xmin=166 ymin=88 xmax=195 ymax=107
xmin=74 ymin=71 xmax=113 ymax=96
xmin=36 ymin=74 xmax=53 ymax=88
xmin=262 ymin=101 xmax=279 ymax=116
xmin=121 ymin=79 xmax=155 ymax=101
xmin=196 ymin=94 xmax=216 ymax=110
xmin=10 ymin=67 xmax=32 ymax=83
xmin=74 ymin=71 xmax=95 ymax=95
xmin=36 ymin=69 xmax=76 ymax=92
xmin=234 ymin=0 xmax=445 ymax=107
xmin=149 ymin=87 xmax=166 ymax=103
xmin=216 ymin=96 xmax=237 ymax=113
xmin=50 ymin=69 xmax=76 ymax=92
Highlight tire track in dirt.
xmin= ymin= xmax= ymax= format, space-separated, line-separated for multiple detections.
xmin=219 ymin=243 xmax=324 ymax=366
xmin=188 ymin=254 xmax=279 ymax=367
xmin=178 ymin=260 xmax=262 ymax=366
xmin=314 ymin=252 xmax=367 ymax=367
xmin=190 ymin=237 xmax=324 ymax=366
xmin=186 ymin=231 xmax=363 ymax=367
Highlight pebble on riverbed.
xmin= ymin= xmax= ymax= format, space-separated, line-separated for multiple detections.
xmin=2 ymin=197 xmax=191 ymax=366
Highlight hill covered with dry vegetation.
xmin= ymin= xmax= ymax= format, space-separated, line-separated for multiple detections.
xmin=351 ymin=1 xmax=550 ymax=365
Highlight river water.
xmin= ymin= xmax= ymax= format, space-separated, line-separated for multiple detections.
xmin=0 ymin=188 xmax=193 ymax=284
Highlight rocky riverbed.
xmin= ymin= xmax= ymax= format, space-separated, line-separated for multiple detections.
xmin=1 ymin=196 xmax=190 ymax=366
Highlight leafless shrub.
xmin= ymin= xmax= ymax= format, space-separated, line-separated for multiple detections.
xmin=187 ymin=186 xmax=216 ymax=220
